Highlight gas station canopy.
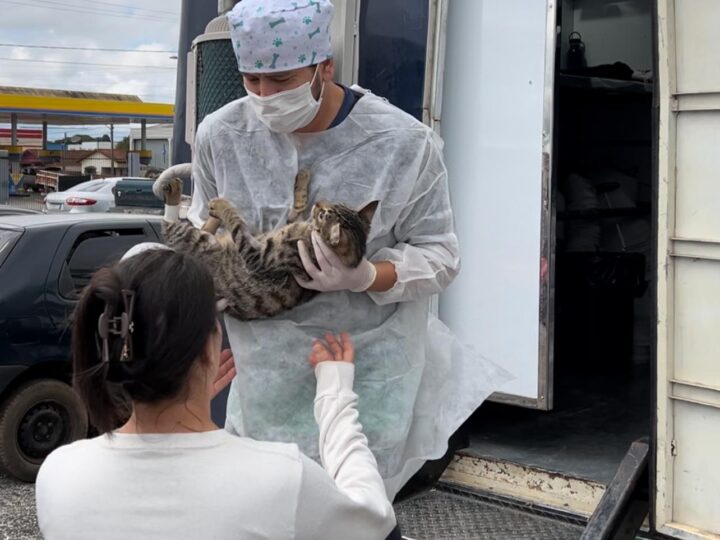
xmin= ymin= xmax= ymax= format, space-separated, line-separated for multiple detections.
xmin=0 ymin=86 xmax=174 ymax=125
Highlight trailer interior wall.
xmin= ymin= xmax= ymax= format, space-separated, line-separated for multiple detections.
xmin=656 ymin=1 xmax=720 ymax=538
xmin=559 ymin=0 xmax=654 ymax=71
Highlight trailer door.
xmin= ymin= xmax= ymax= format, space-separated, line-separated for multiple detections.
xmin=436 ymin=0 xmax=557 ymax=409
xmin=655 ymin=1 xmax=720 ymax=538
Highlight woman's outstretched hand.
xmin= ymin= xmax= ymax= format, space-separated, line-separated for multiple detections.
xmin=308 ymin=332 xmax=354 ymax=367
xmin=212 ymin=349 xmax=237 ymax=400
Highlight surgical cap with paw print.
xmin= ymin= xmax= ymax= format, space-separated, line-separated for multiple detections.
xmin=227 ymin=0 xmax=334 ymax=73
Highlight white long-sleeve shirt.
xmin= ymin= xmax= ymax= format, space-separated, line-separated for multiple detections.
xmin=35 ymin=362 xmax=395 ymax=540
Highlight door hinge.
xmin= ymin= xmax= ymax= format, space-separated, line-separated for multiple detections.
xmin=670 ymin=440 xmax=677 ymax=456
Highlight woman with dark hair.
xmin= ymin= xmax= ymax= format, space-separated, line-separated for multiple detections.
xmin=35 ymin=249 xmax=396 ymax=539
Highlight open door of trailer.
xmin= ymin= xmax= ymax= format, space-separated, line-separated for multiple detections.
xmin=435 ymin=0 xmax=558 ymax=409
xmin=348 ymin=0 xmax=558 ymax=409
xmin=655 ymin=1 xmax=720 ymax=538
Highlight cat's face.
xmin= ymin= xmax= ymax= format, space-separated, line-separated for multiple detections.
xmin=311 ymin=202 xmax=345 ymax=246
xmin=311 ymin=200 xmax=379 ymax=250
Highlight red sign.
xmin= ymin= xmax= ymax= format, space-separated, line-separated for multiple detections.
xmin=0 ymin=128 xmax=42 ymax=139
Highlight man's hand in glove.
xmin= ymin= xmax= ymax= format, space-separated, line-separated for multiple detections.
xmin=295 ymin=231 xmax=377 ymax=292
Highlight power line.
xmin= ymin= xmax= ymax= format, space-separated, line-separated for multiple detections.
xmin=0 ymin=67 xmax=177 ymax=76
xmin=0 ymin=78 xmax=176 ymax=96
xmin=0 ymin=74 xmax=174 ymax=80
xmin=0 ymin=57 xmax=176 ymax=70
xmin=48 ymin=0 xmax=177 ymax=20
xmin=0 ymin=83 xmax=177 ymax=99
xmin=0 ymin=43 xmax=177 ymax=54
xmin=71 ymin=0 xmax=178 ymax=16
xmin=0 ymin=0 xmax=177 ymax=21
xmin=29 ymin=0 xmax=178 ymax=20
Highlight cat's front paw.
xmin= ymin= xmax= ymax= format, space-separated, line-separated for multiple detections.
xmin=208 ymin=198 xmax=235 ymax=220
xmin=153 ymin=176 xmax=183 ymax=205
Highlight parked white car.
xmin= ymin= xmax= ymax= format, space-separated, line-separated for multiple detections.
xmin=44 ymin=178 xmax=121 ymax=213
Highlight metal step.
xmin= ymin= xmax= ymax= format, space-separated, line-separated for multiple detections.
xmin=394 ymin=484 xmax=586 ymax=540
xmin=440 ymin=451 xmax=607 ymax=517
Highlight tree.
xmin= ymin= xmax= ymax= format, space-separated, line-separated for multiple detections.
xmin=100 ymin=134 xmax=111 ymax=142
xmin=52 ymin=133 xmax=96 ymax=144
xmin=116 ymin=136 xmax=130 ymax=151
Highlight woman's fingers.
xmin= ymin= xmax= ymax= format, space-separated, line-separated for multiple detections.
xmin=309 ymin=339 xmax=332 ymax=366
xmin=339 ymin=332 xmax=354 ymax=362
xmin=310 ymin=333 xmax=354 ymax=367
xmin=217 ymin=349 xmax=234 ymax=376
xmin=211 ymin=349 xmax=236 ymax=399
xmin=325 ymin=332 xmax=343 ymax=359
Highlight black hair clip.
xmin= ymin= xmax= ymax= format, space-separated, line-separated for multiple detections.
xmin=97 ymin=289 xmax=136 ymax=363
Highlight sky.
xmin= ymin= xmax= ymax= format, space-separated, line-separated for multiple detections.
xmin=0 ymin=0 xmax=182 ymax=140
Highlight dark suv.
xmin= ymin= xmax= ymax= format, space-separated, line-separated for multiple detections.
xmin=0 ymin=213 xmax=163 ymax=481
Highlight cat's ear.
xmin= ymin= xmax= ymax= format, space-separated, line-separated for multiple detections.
xmin=358 ymin=200 xmax=379 ymax=224
xmin=329 ymin=223 xmax=341 ymax=246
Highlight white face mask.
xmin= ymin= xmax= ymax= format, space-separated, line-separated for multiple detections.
xmin=246 ymin=66 xmax=325 ymax=133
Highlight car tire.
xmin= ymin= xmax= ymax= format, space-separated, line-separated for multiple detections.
xmin=0 ymin=379 xmax=88 ymax=482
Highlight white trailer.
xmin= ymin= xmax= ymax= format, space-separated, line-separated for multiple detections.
xmin=184 ymin=1 xmax=720 ymax=536
xmin=429 ymin=1 xmax=720 ymax=537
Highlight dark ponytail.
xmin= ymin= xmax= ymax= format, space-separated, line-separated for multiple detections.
xmin=72 ymin=250 xmax=217 ymax=434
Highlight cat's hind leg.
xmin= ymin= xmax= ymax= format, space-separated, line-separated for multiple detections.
xmin=202 ymin=216 xmax=222 ymax=234
xmin=208 ymin=198 xmax=277 ymax=270
xmin=208 ymin=198 xmax=261 ymax=252
xmin=208 ymin=198 xmax=246 ymax=237
xmin=162 ymin=220 xmax=219 ymax=252
xmin=288 ymin=168 xmax=311 ymax=223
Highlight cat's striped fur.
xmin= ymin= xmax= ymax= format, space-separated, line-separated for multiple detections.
xmin=158 ymin=177 xmax=377 ymax=320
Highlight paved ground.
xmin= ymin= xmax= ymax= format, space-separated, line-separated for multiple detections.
xmin=0 ymin=473 xmax=40 ymax=540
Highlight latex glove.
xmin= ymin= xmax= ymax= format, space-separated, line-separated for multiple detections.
xmin=296 ymin=231 xmax=377 ymax=292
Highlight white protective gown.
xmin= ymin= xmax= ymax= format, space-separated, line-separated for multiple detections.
xmin=188 ymin=88 xmax=512 ymax=498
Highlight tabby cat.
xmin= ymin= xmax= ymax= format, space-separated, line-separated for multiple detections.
xmin=155 ymin=175 xmax=377 ymax=320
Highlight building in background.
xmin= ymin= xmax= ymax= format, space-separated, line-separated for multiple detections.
xmin=66 ymin=141 xmax=113 ymax=151
xmin=129 ymin=124 xmax=172 ymax=170
xmin=44 ymin=149 xmax=128 ymax=177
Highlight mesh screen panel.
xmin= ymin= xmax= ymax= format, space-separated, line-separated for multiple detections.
xmin=196 ymin=39 xmax=246 ymax=127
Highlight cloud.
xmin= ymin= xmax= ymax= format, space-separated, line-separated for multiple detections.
xmin=0 ymin=1 xmax=180 ymax=102
xmin=0 ymin=0 xmax=182 ymax=137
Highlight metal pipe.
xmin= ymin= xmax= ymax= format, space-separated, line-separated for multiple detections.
xmin=10 ymin=113 xmax=17 ymax=146
xmin=218 ymin=0 xmax=241 ymax=15
xmin=141 ymin=119 xmax=147 ymax=151
xmin=110 ymin=124 xmax=115 ymax=177
xmin=63 ymin=131 xmax=67 ymax=174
